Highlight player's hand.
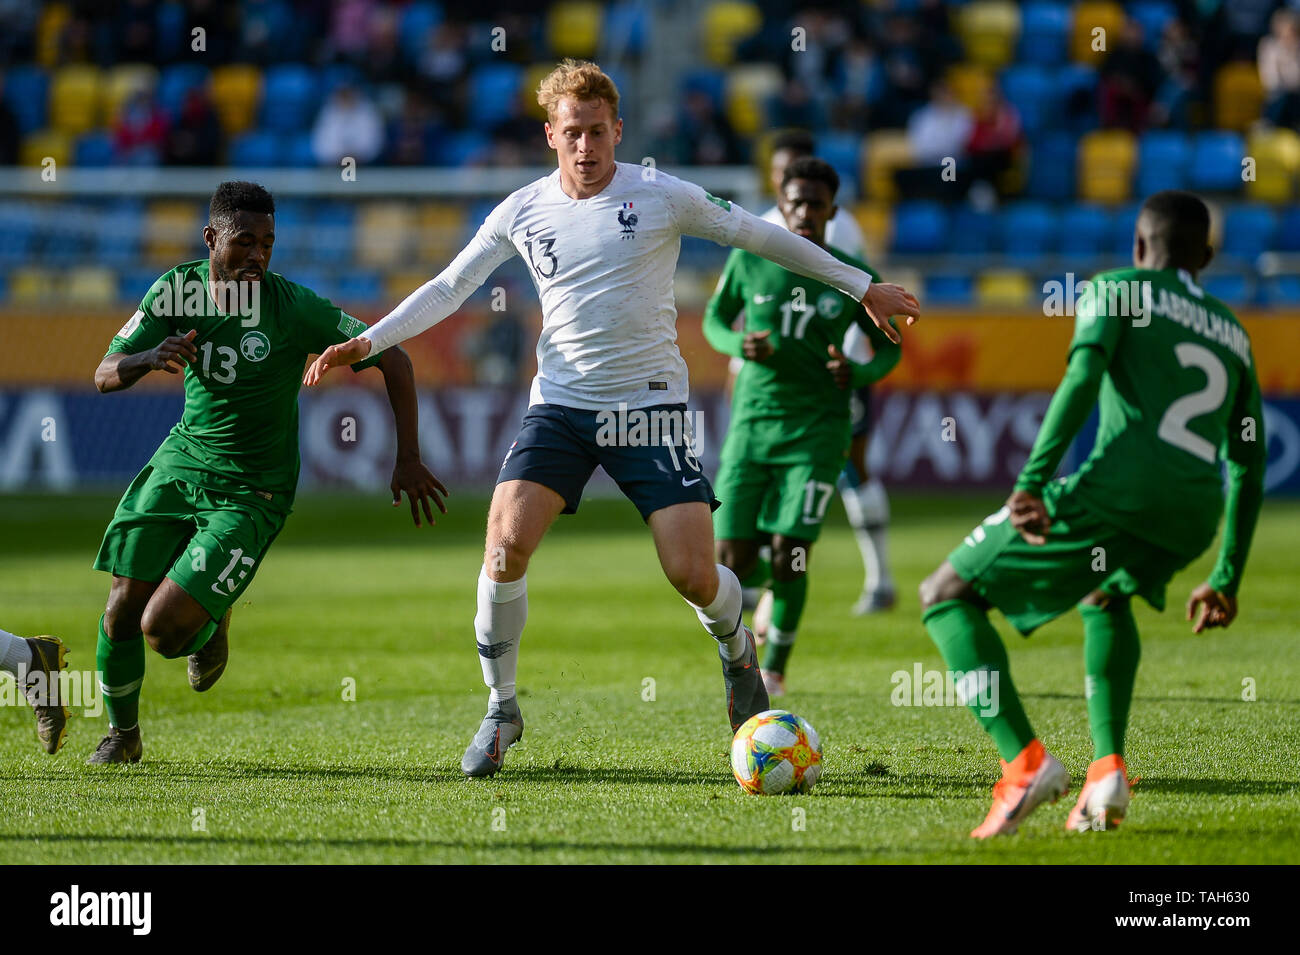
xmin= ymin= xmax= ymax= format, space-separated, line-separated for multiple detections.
xmin=860 ymin=282 xmax=920 ymax=345
xmin=391 ymin=457 xmax=449 ymax=527
xmin=303 ymin=336 xmax=372 ymax=386
xmin=1007 ymin=488 xmax=1051 ymax=545
xmin=1186 ymin=583 xmax=1238 ymax=634
xmin=147 ymin=329 xmax=198 ymax=374
xmin=742 ymin=329 xmax=774 ymax=361
xmin=825 ymin=344 xmax=854 ymax=389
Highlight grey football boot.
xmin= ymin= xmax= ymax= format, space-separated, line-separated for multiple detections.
xmin=21 ymin=635 xmax=70 ymax=754
xmin=461 ymin=696 xmax=524 ymax=777
xmin=722 ymin=625 xmax=770 ymax=732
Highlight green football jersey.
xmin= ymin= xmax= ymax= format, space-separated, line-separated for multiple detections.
xmin=106 ymin=260 xmax=381 ymax=509
xmin=705 ymin=246 xmax=895 ymax=464
xmin=1068 ymin=266 xmax=1264 ymax=557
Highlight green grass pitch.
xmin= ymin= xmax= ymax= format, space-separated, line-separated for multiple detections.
xmin=1 ymin=490 xmax=1296 ymax=864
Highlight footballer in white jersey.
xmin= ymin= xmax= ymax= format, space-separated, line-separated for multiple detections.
xmin=304 ymin=61 xmax=921 ymax=775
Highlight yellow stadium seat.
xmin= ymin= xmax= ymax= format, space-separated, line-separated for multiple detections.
xmin=1246 ymin=128 xmax=1300 ymax=202
xmin=417 ymin=203 xmax=468 ymax=263
xmin=145 ymin=200 xmax=203 ymax=265
xmin=49 ymin=64 xmax=101 ymax=135
xmin=19 ymin=129 xmax=70 ymax=169
xmin=862 ymin=130 xmax=912 ymax=201
xmin=946 ymin=63 xmax=993 ymax=112
xmin=547 ymin=2 xmax=603 ymax=59
xmin=956 ymin=1 xmax=1021 ymax=69
xmin=210 ymin=65 xmax=262 ymax=135
xmin=976 ymin=270 xmax=1034 ymax=308
xmin=702 ymin=1 xmax=762 ymax=66
xmin=104 ymin=64 xmax=159 ymax=124
xmin=1077 ymin=129 xmax=1136 ymax=202
xmin=850 ymin=201 xmax=892 ymax=262
xmin=523 ymin=63 xmax=555 ymax=120
xmin=357 ymin=203 xmax=416 ymax=269
xmin=1071 ymin=1 xmax=1127 ymax=62
xmin=66 ymin=267 xmax=118 ymax=306
xmin=35 ymin=3 xmax=70 ymax=68
xmin=386 ymin=270 xmax=432 ymax=303
xmin=1215 ymin=62 xmax=1264 ymax=133
xmin=726 ymin=64 xmax=783 ymax=137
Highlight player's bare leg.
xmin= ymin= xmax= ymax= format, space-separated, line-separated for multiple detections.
xmin=651 ymin=502 xmax=769 ymax=731
xmin=0 ymin=626 xmax=69 ymax=753
xmin=462 ymin=479 xmax=564 ymax=777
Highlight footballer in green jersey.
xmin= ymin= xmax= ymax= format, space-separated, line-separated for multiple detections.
xmin=704 ymin=157 xmax=902 ymax=694
xmin=86 ymin=181 xmax=448 ymax=764
xmin=919 ymin=191 xmax=1267 ymax=838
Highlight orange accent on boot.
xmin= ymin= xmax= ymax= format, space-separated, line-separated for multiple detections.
xmin=1003 ymin=738 xmax=1046 ymax=784
xmin=1086 ymin=754 xmax=1127 ymax=786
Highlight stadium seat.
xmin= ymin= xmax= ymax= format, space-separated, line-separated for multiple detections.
xmin=1078 ymin=129 xmax=1136 ymax=202
xmin=311 ymin=203 xmax=356 ymax=265
xmin=357 ymin=203 xmax=416 ymax=269
xmin=862 ymin=130 xmax=913 ymax=201
xmin=66 ymin=266 xmax=118 ymax=305
xmin=1109 ymin=201 xmax=1142 ymax=256
xmin=1070 ymin=2 xmax=1126 ymax=63
xmin=1214 ymin=62 xmax=1264 ymax=134
xmin=818 ymin=132 xmax=862 ymax=197
xmin=418 ymin=203 xmax=468 ymax=262
xmin=335 ymin=270 xmax=384 ymax=304
xmin=1136 ymin=130 xmax=1192 ymax=196
xmin=1128 ymin=1 xmax=1175 ymax=50
xmin=849 ymin=201 xmax=891 ymax=260
xmin=1060 ymin=204 xmax=1112 ymax=257
xmin=1000 ymin=65 xmax=1054 ymax=135
xmin=0 ymin=202 xmax=39 ymax=266
xmin=19 ymin=129 xmax=70 ymax=169
xmin=976 ymin=270 xmax=1034 ymax=307
xmin=33 ymin=3 xmax=70 ymax=68
xmin=548 ymin=2 xmax=603 ymax=59
xmin=1017 ymin=2 xmax=1071 ymax=66
xmin=891 ymin=201 xmax=949 ymax=254
xmin=10 ymin=267 xmax=55 ymax=305
xmin=49 ymin=65 xmax=101 ymax=135
xmin=683 ymin=68 xmax=727 ymax=111
xmin=386 ymin=270 xmax=430 ymax=304
xmin=1221 ymin=206 xmax=1278 ymax=263
xmin=701 ymin=2 xmax=763 ymax=66
xmin=210 ymin=65 xmax=263 ymax=135
xmin=436 ymin=129 xmax=491 ymax=166
xmin=398 ymin=2 xmax=444 ymax=63
xmin=260 ymin=64 xmax=320 ymax=133
xmin=1201 ymin=274 xmax=1252 ymax=306
xmin=104 ymin=64 xmax=158 ymax=123
xmin=956 ymin=2 xmax=1021 ymax=69
xmin=604 ymin=1 xmax=648 ymax=57
xmin=74 ymin=132 xmax=115 ymax=167
xmin=470 ymin=63 xmax=525 ymax=127
xmin=318 ymin=63 xmax=363 ymax=99
xmin=1000 ymin=201 xmax=1059 ymax=257
xmin=2 ymin=65 xmax=49 ymax=135
xmin=157 ymin=64 xmax=211 ymax=119
xmin=1056 ymin=64 xmax=1100 ymax=133
xmin=95 ymin=199 xmax=145 ymax=266
xmin=1246 ymin=128 xmax=1300 ymax=203
xmin=949 ymin=206 xmax=998 ymax=254
xmin=946 ymin=63 xmax=993 ymax=113
xmin=726 ymin=64 xmax=783 ymax=137
xmin=229 ymin=131 xmax=285 ymax=167
xmin=1277 ymin=207 xmax=1300 ymax=251
xmin=1263 ymin=275 xmax=1300 ymax=305
xmin=1188 ymin=131 xmax=1246 ymax=193
xmin=925 ymin=274 xmax=975 ymax=304
xmin=1026 ymin=132 xmax=1078 ymax=201
xmin=145 ymin=200 xmax=204 ymax=265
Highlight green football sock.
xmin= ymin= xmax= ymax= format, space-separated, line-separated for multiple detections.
xmin=97 ymin=614 xmax=144 ymax=730
xmin=164 ymin=617 xmax=217 ymax=659
xmin=1080 ymin=599 xmax=1140 ymax=761
xmin=761 ymin=574 xmax=807 ymax=673
xmin=761 ymin=630 xmax=795 ymax=672
xmin=737 ymin=556 xmax=771 ymax=591
xmin=923 ymin=599 xmax=1035 ymax=762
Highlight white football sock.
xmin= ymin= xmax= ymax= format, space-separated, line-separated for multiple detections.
xmin=0 ymin=628 xmax=32 ymax=677
xmin=690 ymin=564 xmax=746 ymax=661
xmin=474 ymin=568 xmax=527 ymax=706
xmin=843 ymin=479 xmax=894 ymax=594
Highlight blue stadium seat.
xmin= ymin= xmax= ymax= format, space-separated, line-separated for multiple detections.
xmin=1277 ymin=208 xmax=1300 ymax=251
xmin=1000 ymin=201 xmax=1059 ymax=258
xmin=605 ymin=1 xmax=648 ymax=56
xmin=1109 ymin=202 xmax=1143 ymax=256
xmin=121 ymin=267 xmax=166 ymax=302
xmin=949 ymin=206 xmax=998 ymax=254
xmin=682 ymin=68 xmax=727 ymax=110
xmin=891 ymin=201 xmax=949 ymax=254
xmin=283 ymin=135 xmax=316 ymax=168
xmin=230 ymin=131 xmax=285 ymax=167
xmin=158 ymin=64 xmax=210 ymax=117
xmin=154 ymin=0 xmax=187 ymax=61
xmin=1264 ymin=275 xmax=1300 ymax=305
xmin=1001 ymin=65 xmax=1054 ymax=135
xmin=1189 ymin=131 xmax=1246 ymax=193
xmin=818 ymin=132 xmax=861 ymax=195
xmin=1017 ymin=2 xmax=1071 ymax=67
xmin=1056 ymin=64 xmax=1099 ymax=133
xmin=260 ymin=64 xmax=320 ymax=133
xmin=1136 ymin=130 xmax=1192 ymax=195
xmin=398 ymin=2 xmax=444 ymax=62
xmin=470 ymin=63 xmax=525 ymax=126
xmin=285 ymin=268 xmax=334 ymax=301
xmin=319 ymin=63 xmax=363 ymax=99
xmin=924 ymin=274 xmax=974 ymax=304
xmin=1221 ymin=205 xmax=1278 ymax=262
xmin=311 ymin=204 xmax=356 ymax=265
xmin=3 ymin=65 xmax=48 ymax=135
xmin=1202 ymin=274 xmax=1252 ymax=306
xmin=1060 ymin=204 xmax=1112 ymax=257
xmin=1025 ymin=132 xmax=1078 ymax=200
xmin=95 ymin=199 xmax=144 ymax=265
xmin=0 ymin=202 xmax=38 ymax=266
xmin=1128 ymin=1 xmax=1176 ymax=51
xmin=335 ymin=271 xmax=384 ymax=303
xmin=436 ymin=129 xmax=491 ymax=166
xmin=74 ymin=133 xmax=115 ymax=167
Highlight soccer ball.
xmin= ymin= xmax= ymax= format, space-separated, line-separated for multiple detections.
xmin=730 ymin=709 xmax=822 ymax=795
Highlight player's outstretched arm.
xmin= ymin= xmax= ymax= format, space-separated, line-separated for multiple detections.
xmin=95 ymin=329 xmax=197 ymax=393
xmin=375 ymin=345 xmax=448 ymax=527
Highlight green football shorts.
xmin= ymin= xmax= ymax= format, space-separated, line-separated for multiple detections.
xmin=713 ymin=451 xmax=846 ymax=543
xmin=947 ymin=474 xmax=1196 ymax=635
xmin=93 ymin=464 xmax=287 ymax=621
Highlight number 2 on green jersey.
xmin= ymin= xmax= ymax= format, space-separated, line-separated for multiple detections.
xmin=1156 ymin=341 xmax=1227 ymax=464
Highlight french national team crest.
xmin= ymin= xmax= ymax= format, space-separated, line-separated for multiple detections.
xmin=618 ymin=202 xmax=637 ymax=239
xmin=240 ymin=330 xmax=271 ymax=362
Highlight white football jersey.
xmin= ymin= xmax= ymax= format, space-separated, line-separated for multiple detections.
xmin=364 ymin=162 xmax=874 ymax=410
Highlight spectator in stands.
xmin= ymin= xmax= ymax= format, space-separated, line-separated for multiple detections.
xmin=1225 ymin=0 xmax=1286 ymax=61
xmin=387 ymin=91 xmax=443 ymax=166
xmin=114 ymin=0 xmax=157 ymax=64
xmin=330 ymin=0 xmax=376 ymax=64
xmin=676 ymin=88 xmax=746 ymax=165
xmin=1154 ymin=16 xmax=1200 ymax=128
xmin=1098 ymin=19 xmax=1162 ymax=132
xmin=417 ymin=22 xmax=469 ymax=87
xmin=361 ymin=5 xmax=404 ymax=85
xmin=875 ymin=12 xmax=945 ymax=128
xmin=311 ymin=83 xmax=385 ymax=166
xmin=113 ymin=90 xmax=168 ymax=166
xmin=1260 ymin=9 xmax=1300 ymax=129
xmin=0 ymin=74 xmax=17 ymax=166
xmin=164 ymin=87 xmax=222 ymax=166
xmin=894 ymin=80 xmax=972 ymax=199
xmin=831 ymin=37 xmax=882 ymax=130
xmin=964 ymin=85 xmax=1023 ymax=197
xmin=239 ymin=0 xmax=295 ymax=64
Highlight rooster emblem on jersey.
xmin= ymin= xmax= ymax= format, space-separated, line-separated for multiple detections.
xmin=618 ymin=202 xmax=638 ymax=239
